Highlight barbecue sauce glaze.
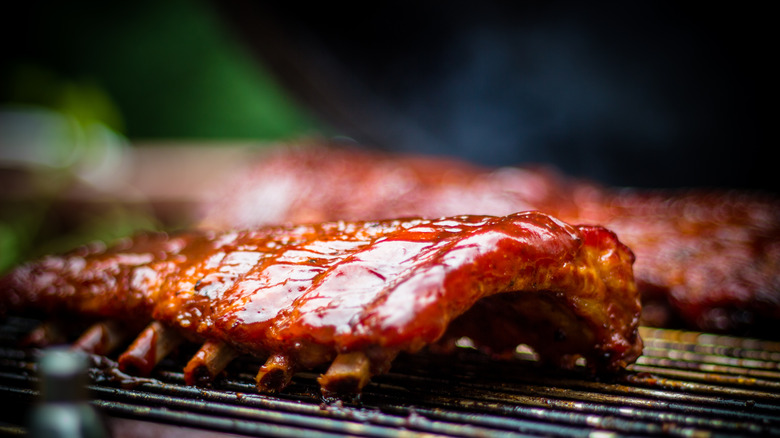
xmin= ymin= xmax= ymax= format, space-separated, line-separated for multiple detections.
xmin=2 ymin=211 xmax=642 ymax=378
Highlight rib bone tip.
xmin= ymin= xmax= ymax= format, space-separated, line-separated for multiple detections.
xmin=72 ymin=321 xmax=126 ymax=356
xmin=318 ymin=351 xmax=372 ymax=396
xmin=118 ymin=321 xmax=183 ymax=376
xmin=256 ymin=353 xmax=295 ymax=393
xmin=183 ymin=340 xmax=238 ymax=386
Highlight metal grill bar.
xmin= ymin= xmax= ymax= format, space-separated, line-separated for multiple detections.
xmin=2 ymin=317 xmax=780 ymax=437
xmin=357 ymin=365 xmax=780 ymax=435
xmin=637 ymin=347 xmax=780 ymax=378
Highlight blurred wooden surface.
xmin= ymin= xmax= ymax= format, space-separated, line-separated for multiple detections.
xmin=1 ymin=141 xmax=267 ymax=226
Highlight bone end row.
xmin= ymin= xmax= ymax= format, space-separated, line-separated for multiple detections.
xmin=29 ymin=320 xmax=397 ymax=396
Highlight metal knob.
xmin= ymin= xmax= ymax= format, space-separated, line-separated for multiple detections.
xmin=29 ymin=348 xmax=110 ymax=438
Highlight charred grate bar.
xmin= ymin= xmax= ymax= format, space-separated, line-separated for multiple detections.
xmin=1 ymin=318 xmax=780 ymax=437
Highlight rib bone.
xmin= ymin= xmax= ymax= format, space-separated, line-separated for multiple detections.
xmin=72 ymin=321 xmax=126 ymax=355
xmin=118 ymin=321 xmax=184 ymax=376
xmin=255 ymin=353 xmax=296 ymax=393
xmin=318 ymin=352 xmax=372 ymax=396
xmin=20 ymin=321 xmax=67 ymax=347
xmin=183 ymin=340 xmax=238 ymax=386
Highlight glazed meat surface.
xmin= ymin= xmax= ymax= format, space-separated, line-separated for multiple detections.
xmin=1 ymin=211 xmax=642 ymax=394
xmin=200 ymin=144 xmax=780 ymax=334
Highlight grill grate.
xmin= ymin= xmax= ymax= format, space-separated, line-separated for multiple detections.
xmin=1 ymin=317 xmax=779 ymax=437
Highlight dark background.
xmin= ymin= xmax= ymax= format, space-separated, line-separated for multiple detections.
xmin=217 ymin=1 xmax=777 ymax=192
xmin=2 ymin=0 xmax=777 ymax=193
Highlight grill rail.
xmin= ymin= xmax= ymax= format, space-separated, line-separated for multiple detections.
xmin=2 ymin=318 xmax=779 ymax=437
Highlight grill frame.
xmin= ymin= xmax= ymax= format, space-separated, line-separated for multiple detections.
xmin=2 ymin=317 xmax=780 ymax=437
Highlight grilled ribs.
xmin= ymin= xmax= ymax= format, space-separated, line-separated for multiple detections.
xmin=200 ymin=144 xmax=780 ymax=334
xmin=1 ymin=211 xmax=642 ymax=395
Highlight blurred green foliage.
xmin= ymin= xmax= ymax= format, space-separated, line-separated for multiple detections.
xmin=1 ymin=0 xmax=324 ymax=271
xmin=2 ymin=0 xmax=321 ymax=139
